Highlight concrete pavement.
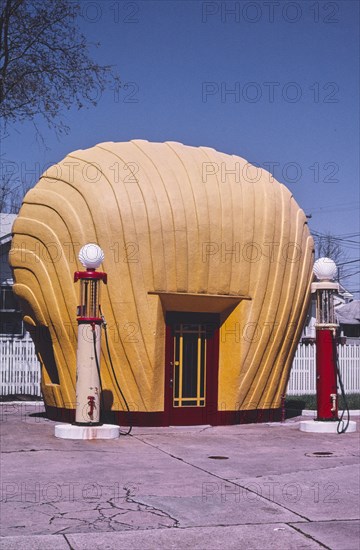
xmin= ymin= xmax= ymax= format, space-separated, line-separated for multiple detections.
xmin=0 ymin=402 xmax=359 ymax=549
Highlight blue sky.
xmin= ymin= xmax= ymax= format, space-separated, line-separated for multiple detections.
xmin=2 ymin=0 xmax=359 ymax=293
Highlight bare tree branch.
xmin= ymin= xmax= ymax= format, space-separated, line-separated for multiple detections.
xmin=0 ymin=0 xmax=118 ymax=134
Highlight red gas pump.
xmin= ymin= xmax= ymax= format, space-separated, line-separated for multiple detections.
xmin=299 ymin=258 xmax=356 ymax=434
xmin=312 ymin=257 xmax=339 ymax=422
xmin=74 ymin=244 xmax=107 ymax=425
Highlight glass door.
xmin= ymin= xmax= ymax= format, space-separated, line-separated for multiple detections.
xmin=165 ymin=313 xmax=219 ymax=425
xmin=172 ymin=323 xmax=207 ymax=408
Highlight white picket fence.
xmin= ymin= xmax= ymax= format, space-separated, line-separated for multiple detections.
xmin=0 ymin=334 xmax=41 ymax=396
xmin=0 ymin=336 xmax=359 ymax=397
xmin=287 ymin=343 xmax=360 ymax=395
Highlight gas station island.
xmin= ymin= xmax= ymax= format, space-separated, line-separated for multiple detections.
xmin=9 ymin=140 xmax=314 ymax=426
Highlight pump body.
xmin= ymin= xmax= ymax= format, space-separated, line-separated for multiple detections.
xmin=315 ymin=329 xmax=338 ymax=420
xmin=74 ymin=269 xmax=107 ymax=424
xmin=312 ymin=281 xmax=339 ymax=421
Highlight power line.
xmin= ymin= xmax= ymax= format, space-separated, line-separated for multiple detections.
xmin=337 ymin=259 xmax=360 ymax=266
xmin=310 ymin=229 xmax=360 ymax=237
xmin=340 ymin=271 xmax=360 ymax=280
xmin=311 ymin=231 xmax=360 ymax=246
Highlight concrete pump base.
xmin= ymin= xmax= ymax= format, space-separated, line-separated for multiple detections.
xmin=54 ymin=423 xmax=120 ymax=440
xmin=299 ymin=420 xmax=357 ymax=433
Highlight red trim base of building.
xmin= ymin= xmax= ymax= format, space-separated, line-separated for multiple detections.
xmin=45 ymin=405 xmax=282 ymax=426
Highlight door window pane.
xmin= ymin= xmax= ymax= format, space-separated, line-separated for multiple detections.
xmin=173 ymin=323 xmax=206 ymax=408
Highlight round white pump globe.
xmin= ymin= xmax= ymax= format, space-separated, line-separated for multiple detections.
xmin=313 ymin=257 xmax=337 ymax=281
xmin=78 ymin=243 xmax=104 ymax=269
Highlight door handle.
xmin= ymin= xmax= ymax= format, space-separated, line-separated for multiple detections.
xmin=170 ymin=378 xmax=173 ymax=387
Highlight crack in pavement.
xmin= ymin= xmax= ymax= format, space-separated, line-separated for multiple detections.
xmin=63 ymin=534 xmax=75 ymax=550
xmin=132 ymin=434 xmax=313 ymax=523
xmin=288 ymin=523 xmax=331 ymax=549
xmin=1 ymin=483 xmax=178 ymax=536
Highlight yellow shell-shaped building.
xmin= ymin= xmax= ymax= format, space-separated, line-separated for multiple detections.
xmin=10 ymin=140 xmax=314 ymax=425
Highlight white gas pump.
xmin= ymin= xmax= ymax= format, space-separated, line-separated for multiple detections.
xmin=74 ymin=244 xmax=107 ymax=425
xmin=55 ymin=243 xmax=119 ymax=439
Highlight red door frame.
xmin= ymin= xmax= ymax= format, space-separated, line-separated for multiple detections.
xmin=164 ymin=313 xmax=220 ymax=426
